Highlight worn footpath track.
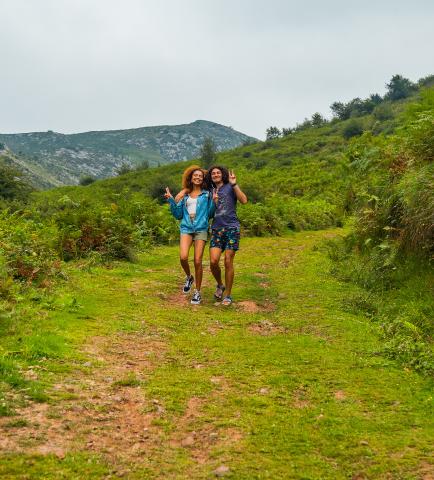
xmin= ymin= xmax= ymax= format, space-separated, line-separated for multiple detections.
xmin=0 ymin=230 xmax=433 ymax=479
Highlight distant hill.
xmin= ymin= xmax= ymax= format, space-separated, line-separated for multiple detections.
xmin=0 ymin=120 xmax=256 ymax=188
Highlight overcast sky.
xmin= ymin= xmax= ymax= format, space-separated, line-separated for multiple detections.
xmin=1 ymin=0 xmax=433 ymax=139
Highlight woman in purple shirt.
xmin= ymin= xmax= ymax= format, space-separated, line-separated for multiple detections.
xmin=205 ymin=166 xmax=248 ymax=305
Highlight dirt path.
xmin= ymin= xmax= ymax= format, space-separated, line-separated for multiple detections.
xmin=1 ymin=232 xmax=432 ymax=479
xmin=0 ymin=333 xmax=166 ymax=463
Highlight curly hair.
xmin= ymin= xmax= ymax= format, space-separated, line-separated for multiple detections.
xmin=181 ymin=165 xmax=208 ymax=192
xmin=205 ymin=165 xmax=229 ymax=188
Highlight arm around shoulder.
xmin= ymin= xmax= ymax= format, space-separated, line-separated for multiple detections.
xmin=174 ymin=188 xmax=188 ymax=203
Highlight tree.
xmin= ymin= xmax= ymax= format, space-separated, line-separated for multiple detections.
xmin=149 ymin=175 xmax=179 ymax=204
xmin=342 ymin=120 xmax=364 ymax=140
xmin=265 ymin=126 xmax=281 ymax=140
xmin=200 ymin=137 xmax=216 ymax=168
xmin=332 ymin=96 xmax=380 ymax=120
xmin=282 ymin=127 xmax=293 ymax=136
xmin=369 ymin=93 xmax=383 ymax=105
xmin=79 ymin=175 xmax=96 ymax=186
xmin=311 ymin=112 xmax=327 ymax=127
xmin=385 ymin=74 xmax=417 ymax=101
xmin=116 ymin=163 xmax=132 ymax=176
xmin=294 ymin=118 xmax=312 ymax=132
xmin=418 ymin=74 xmax=434 ymax=88
xmin=373 ymin=103 xmax=393 ymax=121
xmin=136 ymin=160 xmax=150 ymax=171
xmin=331 ymin=101 xmax=350 ymax=120
xmin=0 ymin=162 xmax=33 ymax=200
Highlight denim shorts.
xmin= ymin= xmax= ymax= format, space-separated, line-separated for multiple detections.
xmin=181 ymin=231 xmax=208 ymax=242
xmin=210 ymin=227 xmax=240 ymax=251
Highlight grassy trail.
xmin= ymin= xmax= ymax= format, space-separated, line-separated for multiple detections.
xmin=0 ymin=230 xmax=433 ymax=479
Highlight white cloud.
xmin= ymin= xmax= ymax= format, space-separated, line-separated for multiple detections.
xmin=1 ymin=0 xmax=433 ymax=138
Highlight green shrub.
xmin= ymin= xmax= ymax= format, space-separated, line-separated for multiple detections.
xmin=373 ymin=103 xmax=393 ymax=121
xmin=79 ymin=175 xmax=96 ymax=186
xmin=342 ymin=120 xmax=364 ymax=139
xmin=268 ymin=197 xmax=341 ymax=231
xmin=238 ymin=203 xmax=283 ymax=236
xmin=0 ymin=210 xmax=60 ymax=287
xmin=326 ymin=236 xmax=434 ymax=375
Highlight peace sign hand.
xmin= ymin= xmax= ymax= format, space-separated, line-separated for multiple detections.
xmin=212 ymin=187 xmax=219 ymax=203
xmin=164 ymin=186 xmax=173 ymax=200
xmin=229 ymin=170 xmax=237 ymax=185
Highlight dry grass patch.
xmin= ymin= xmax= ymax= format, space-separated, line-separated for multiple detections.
xmin=237 ymin=301 xmax=275 ymax=313
xmin=248 ymin=319 xmax=287 ymax=336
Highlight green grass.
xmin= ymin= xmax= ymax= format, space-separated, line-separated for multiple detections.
xmin=0 ymin=453 xmax=111 ymax=479
xmin=0 ymin=230 xmax=433 ymax=479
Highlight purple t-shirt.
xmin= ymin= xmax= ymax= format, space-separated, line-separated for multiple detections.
xmin=212 ymin=183 xmax=240 ymax=229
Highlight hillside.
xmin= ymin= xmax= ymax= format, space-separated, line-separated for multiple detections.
xmin=33 ymin=88 xmax=415 ymax=233
xmin=0 ymin=120 xmax=256 ymax=188
xmin=0 ymin=76 xmax=433 ymax=478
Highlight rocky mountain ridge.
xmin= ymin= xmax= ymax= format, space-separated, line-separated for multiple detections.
xmin=0 ymin=120 xmax=256 ymax=188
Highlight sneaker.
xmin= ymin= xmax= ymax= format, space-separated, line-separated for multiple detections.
xmin=214 ymin=284 xmax=226 ymax=300
xmin=222 ymin=296 xmax=233 ymax=306
xmin=191 ymin=289 xmax=201 ymax=305
xmin=182 ymin=275 xmax=194 ymax=294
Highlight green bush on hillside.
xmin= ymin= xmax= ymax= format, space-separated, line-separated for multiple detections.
xmin=328 ymin=86 xmax=434 ymax=375
xmin=0 ymin=211 xmax=60 ymax=293
xmin=348 ymin=88 xmax=434 ymax=257
xmin=268 ymin=196 xmax=341 ymax=231
xmin=326 ymin=236 xmax=433 ymax=375
xmin=342 ymin=120 xmax=364 ymax=139
xmin=33 ymin=193 xmax=178 ymax=261
xmin=0 ymin=162 xmax=33 ymax=201
xmin=238 ymin=203 xmax=283 ymax=236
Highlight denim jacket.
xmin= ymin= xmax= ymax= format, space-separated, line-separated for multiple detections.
xmin=168 ymin=190 xmax=216 ymax=234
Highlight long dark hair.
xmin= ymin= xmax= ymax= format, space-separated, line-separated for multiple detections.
xmin=205 ymin=165 xmax=229 ymax=189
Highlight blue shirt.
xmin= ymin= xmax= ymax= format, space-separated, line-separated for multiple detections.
xmin=212 ymin=183 xmax=240 ymax=229
xmin=168 ymin=190 xmax=215 ymax=234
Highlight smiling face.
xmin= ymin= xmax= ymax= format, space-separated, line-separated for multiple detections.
xmin=191 ymin=169 xmax=204 ymax=186
xmin=210 ymin=168 xmax=223 ymax=186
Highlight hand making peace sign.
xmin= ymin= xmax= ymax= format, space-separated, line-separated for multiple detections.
xmin=229 ymin=170 xmax=237 ymax=185
xmin=164 ymin=186 xmax=173 ymax=200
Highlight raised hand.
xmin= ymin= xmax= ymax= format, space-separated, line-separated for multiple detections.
xmin=164 ymin=186 xmax=173 ymax=199
xmin=212 ymin=187 xmax=219 ymax=203
xmin=229 ymin=169 xmax=237 ymax=185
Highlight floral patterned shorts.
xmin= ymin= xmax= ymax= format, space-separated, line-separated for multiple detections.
xmin=210 ymin=227 xmax=240 ymax=251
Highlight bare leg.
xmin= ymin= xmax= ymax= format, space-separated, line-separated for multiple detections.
xmin=209 ymin=247 xmax=223 ymax=286
xmin=193 ymin=240 xmax=206 ymax=290
xmin=224 ymin=249 xmax=236 ymax=297
xmin=179 ymin=234 xmax=193 ymax=277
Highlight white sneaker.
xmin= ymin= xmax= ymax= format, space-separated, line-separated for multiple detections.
xmin=182 ymin=275 xmax=194 ymax=294
xmin=191 ymin=289 xmax=201 ymax=305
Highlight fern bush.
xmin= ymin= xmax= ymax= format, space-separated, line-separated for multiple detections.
xmin=347 ymin=88 xmax=434 ymax=257
xmin=0 ymin=210 xmax=60 ymax=295
xmin=32 ymin=193 xmax=179 ymax=261
xmin=327 ymin=88 xmax=434 ymax=375
xmin=267 ymin=196 xmax=342 ymax=231
xmin=238 ymin=203 xmax=283 ymax=236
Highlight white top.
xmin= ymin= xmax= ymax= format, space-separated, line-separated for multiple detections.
xmin=186 ymin=196 xmax=197 ymax=217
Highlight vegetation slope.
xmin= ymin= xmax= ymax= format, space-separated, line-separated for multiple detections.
xmin=0 ymin=73 xmax=432 ymax=477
